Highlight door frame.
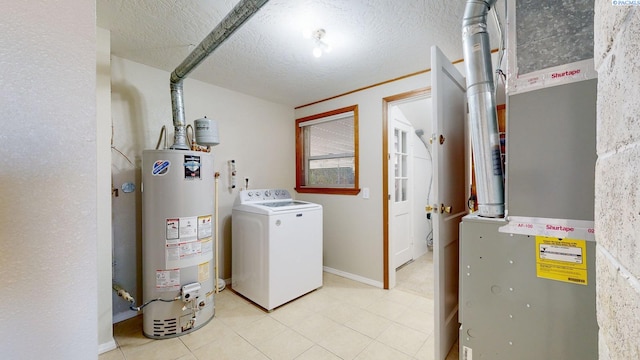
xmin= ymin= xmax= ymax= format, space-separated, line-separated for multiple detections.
xmin=382 ymin=87 xmax=431 ymax=289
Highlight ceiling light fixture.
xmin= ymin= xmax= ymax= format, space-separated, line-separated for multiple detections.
xmin=304 ymin=28 xmax=331 ymax=58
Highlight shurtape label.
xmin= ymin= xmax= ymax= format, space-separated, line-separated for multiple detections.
xmin=536 ymin=236 xmax=587 ymax=285
xmin=499 ymin=216 xmax=595 ymax=241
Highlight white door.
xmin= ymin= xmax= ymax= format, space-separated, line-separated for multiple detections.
xmin=389 ymin=107 xmax=413 ymax=269
xmin=431 ymin=45 xmax=468 ymax=360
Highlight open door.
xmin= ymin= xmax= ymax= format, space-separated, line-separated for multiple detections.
xmin=389 ymin=106 xmax=414 ymax=270
xmin=430 ymin=45 xmax=467 ymax=359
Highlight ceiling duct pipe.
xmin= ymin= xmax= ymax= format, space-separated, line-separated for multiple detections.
xmin=169 ymin=0 xmax=270 ymax=150
xmin=462 ymin=0 xmax=505 ymax=218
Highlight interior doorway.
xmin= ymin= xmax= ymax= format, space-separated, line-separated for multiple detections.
xmin=383 ymin=88 xmax=433 ymax=289
xmin=383 ymin=47 xmax=469 ymax=359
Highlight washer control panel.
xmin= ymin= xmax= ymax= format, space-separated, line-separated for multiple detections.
xmin=239 ymin=189 xmax=292 ymax=203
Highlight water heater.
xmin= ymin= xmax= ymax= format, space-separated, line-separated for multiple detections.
xmin=142 ymin=149 xmax=215 ymax=338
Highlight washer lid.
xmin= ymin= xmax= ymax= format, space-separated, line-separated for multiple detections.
xmin=253 ymin=200 xmax=320 ymax=212
xmin=233 ymin=200 xmax=321 ymax=214
xmin=260 ymin=200 xmax=309 ymax=208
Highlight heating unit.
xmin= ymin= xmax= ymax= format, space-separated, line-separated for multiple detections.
xmin=457 ymin=0 xmax=598 ymax=359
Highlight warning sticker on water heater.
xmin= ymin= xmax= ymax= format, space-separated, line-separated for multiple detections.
xmin=198 ymin=261 xmax=210 ymax=282
xmin=198 ymin=215 xmax=212 ymax=239
xmin=156 ymin=269 xmax=180 ymax=291
xmin=536 ymin=236 xmax=587 ymax=285
xmin=179 ymin=217 xmax=198 ymax=239
xmin=166 ymin=218 xmax=179 ymax=240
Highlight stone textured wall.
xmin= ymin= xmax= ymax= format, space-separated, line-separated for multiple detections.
xmin=594 ymin=3 xmax=640 ymax=359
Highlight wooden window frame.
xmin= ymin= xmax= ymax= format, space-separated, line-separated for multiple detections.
xmin=295 ymin=105 xmax=360 ymax=195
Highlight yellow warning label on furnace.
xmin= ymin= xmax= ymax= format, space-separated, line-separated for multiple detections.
xmin=536 ymin=236 xmax=587 ymax=285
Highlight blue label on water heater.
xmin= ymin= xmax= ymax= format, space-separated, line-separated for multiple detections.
xmin=152 ymin=160 xmax=171 ymax=176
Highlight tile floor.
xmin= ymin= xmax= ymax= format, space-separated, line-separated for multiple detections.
xmin=100 ymin=252 xmax=458 ymax=360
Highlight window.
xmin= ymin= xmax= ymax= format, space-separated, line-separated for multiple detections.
xmin=393 ymin=128 xmax=408 ymax=202
xmin=295 ymin=105 xmax=360 ymax=195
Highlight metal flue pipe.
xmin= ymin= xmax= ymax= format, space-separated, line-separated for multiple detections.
xmin=169 ymin=0 xmax=270 ymax=149
xmin=462 ymin=0 xmax=505 ymax=217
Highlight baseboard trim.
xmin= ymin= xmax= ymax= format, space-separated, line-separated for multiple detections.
xmin=323 ymin=266 xmax=384 ymax=288
xmin=98 ymin=339 xmax=117 ymax=355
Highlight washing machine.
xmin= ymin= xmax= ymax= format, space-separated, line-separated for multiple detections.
xmin=232 ymin=189 xmax=322 ymax=311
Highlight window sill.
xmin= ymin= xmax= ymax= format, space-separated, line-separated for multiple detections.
xmin=295 ymin=187 xmax=361 ymax=196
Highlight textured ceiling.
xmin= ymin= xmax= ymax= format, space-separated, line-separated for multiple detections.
xmin=97 ymin=0 xmax=483 ymax=107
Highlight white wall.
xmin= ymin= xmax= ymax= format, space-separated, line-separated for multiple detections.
xmin=97 ymin=27 xmax=116 ymax=353
xmin=294 ymin=61 xmax=467 ymax=285
xmin=408 ymin=113 xmax=433 ymax=259
xmin=294 ymin=73 xmax=432 ymax=284
xmin=411 ymin=135 xmax=432 ymax=258
xmin=109 ymin=56 xmax=295 ymax=320
xmin=0 ymin=2 xmax=98 ymax=359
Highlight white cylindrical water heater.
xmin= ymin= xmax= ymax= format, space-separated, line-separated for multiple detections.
xmin=142 ymin=149 xmax=215 ymax=338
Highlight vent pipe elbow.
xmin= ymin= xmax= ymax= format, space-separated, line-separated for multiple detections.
xmin=169 ymin=0 xmax=270 ymax=150
xmin=462 ymin=0 xmax=505 ymax=218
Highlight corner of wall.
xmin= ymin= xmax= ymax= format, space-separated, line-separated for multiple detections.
xmin=97 ymin=25 xmax=115 ymax=351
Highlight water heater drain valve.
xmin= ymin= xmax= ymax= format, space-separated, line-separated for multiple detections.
xmin=181 ymin=283 xmax=202 ymax=303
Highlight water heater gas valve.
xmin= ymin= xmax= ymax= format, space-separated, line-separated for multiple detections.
xmin=181 ymin=283 xmax=202 ymax=303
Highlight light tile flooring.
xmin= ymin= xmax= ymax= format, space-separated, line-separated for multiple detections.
xmin=100 ymin=252 xmax=458 ymax=360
